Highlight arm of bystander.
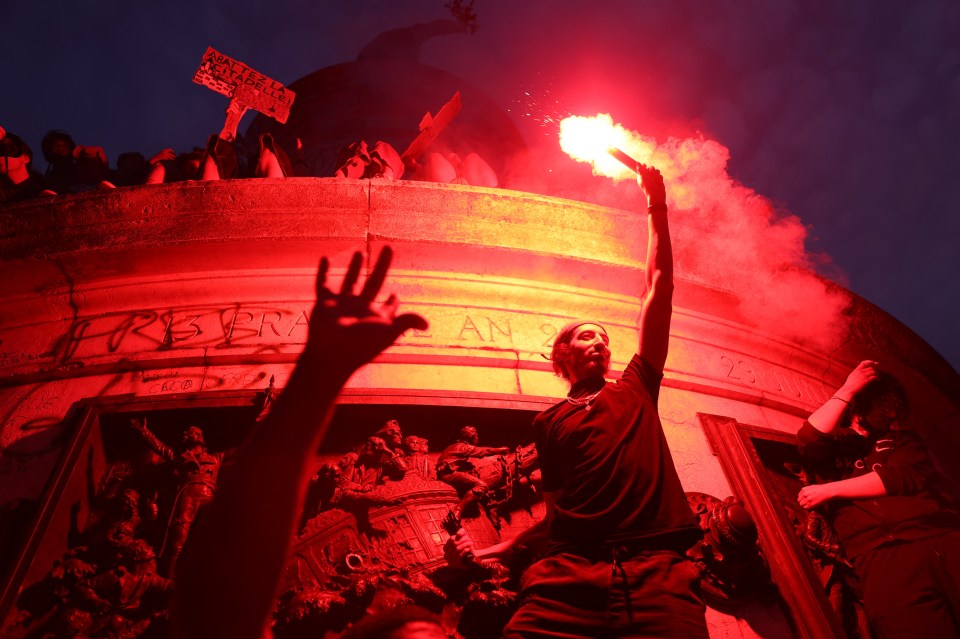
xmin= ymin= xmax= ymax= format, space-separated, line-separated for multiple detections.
xmin=173 ymin=247 xmax=427 ymax=639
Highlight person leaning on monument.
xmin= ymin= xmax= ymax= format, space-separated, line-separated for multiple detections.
xmin=447 ymin=164 xmax=708 ymax=639
xmin=171 ymin=247 xmax=427 ymax=639
xmin=796 ymin=360 xmax=960 ymax=639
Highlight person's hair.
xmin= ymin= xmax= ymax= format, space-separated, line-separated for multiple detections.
xmin=116 ymin=151 xmax=146 ymax=168
xmin=853 ymin=371 xmax=910 ymax=423
xmin=0 ymin=133 xmax=31 ymax=161
xmin=341 ymin=604 xmax=443 ymax=639
xmin=41 ymin=129 xmax=76 ymax=163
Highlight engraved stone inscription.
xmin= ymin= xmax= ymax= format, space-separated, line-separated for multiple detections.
xmin=717 ymin=352 xmax=828 ymax=405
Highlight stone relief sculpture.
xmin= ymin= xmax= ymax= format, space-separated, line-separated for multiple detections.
xmin=9 ymin=450 xmax=179 ymax=637
xmin=5 ymin=407 xmax=769 ymax=639
xmin=402 ymin=435 xmax=435 ymax=480
xmin=685 ymin=493 xmax=770 ymax=606
xmin=283 ymin=419 xmax=512 ymax=638
xmin=128 ymin=419 xmax=224 ymax=577
xmin=436 ymin=425 xmax=511 ymax=517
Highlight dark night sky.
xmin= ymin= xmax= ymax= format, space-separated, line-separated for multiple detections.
xmin=3 ymin=1 xmax=958 ymax=372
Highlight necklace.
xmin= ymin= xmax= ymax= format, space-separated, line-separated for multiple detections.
xmin=565 ymin=390 xmax=601 ymax=408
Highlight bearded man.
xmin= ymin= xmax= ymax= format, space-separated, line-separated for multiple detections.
xmin=448 ymin=164 xmax=707 ymax=639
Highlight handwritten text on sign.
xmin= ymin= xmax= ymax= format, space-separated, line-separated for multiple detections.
xmin=192 ymin=46 xmax=295 ymax=123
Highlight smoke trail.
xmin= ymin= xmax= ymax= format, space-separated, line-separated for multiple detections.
xmin=506 ymin=117 xmax=850 ymax=350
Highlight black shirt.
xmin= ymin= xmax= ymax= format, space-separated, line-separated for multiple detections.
xmin=536 ymin=354 xmax=700 ymax=554
xmin=0 ymin=173 xmax=50 ymax=205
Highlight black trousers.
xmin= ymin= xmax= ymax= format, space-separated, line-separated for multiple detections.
xmin=855 ymin=530 xmax=960 ymax=639
xmin=503 ymin=550 xmax=708 ymax=639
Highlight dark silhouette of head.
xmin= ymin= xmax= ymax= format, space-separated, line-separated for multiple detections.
xmin=853 ymin=371 xmax=909 ymax=434
xmin=41 ymin=130 xmax=76 ymax=165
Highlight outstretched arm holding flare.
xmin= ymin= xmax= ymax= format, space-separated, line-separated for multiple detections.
xmin=173 ymin=247 xmax=427 ymax=639
xmin=635 ymin=164 xmax=672 ymax=374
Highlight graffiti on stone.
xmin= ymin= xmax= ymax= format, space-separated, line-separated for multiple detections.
xmin=1 ymin=305 xmax=577 ymax=374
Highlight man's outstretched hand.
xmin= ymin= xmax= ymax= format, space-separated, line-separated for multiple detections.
xmin=444 ymin=528 xmax=478 ymax=568
xmin=307 ymin=246 xmax=428 ymax=377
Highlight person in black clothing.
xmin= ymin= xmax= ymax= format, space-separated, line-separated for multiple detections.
xmin=448 ymin=165 xmax=707 ymax=639
xmin=0 ymin=128 xmax=51 ymax=204
xmin=797 ymin=360 xmax=960 ymax=638
xmin=40 ymin=129 xmax=111 ymax=192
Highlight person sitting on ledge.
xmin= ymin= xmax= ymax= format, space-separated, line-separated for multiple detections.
xmin=254 ymin=132 xmax=292 ymax=178
xmin=411 ymin=151 xmax=498 ymax=187
xmin=146 ymin=133 xmax=290 ymax=184
xmin=172 ymin=247 xmax=427 ymax=639
xmin=1 ymin=126 xmax=53 ymax=204
xmin=335 ymin=140 xmax=404 ymax=180
xmin=110 ymin=151 xmax=150 ymax=187
xmin=41 ymin=129 xmax=113 ymax=192
xmin=797 ymin=360 xmax=960 ymax=639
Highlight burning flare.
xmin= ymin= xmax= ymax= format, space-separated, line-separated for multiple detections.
xmin=559 ymin=114 xmax=655 ymax=180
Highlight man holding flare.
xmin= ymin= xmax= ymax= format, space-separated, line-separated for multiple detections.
xmin=448 ymin=158 xmax=708 ymax=639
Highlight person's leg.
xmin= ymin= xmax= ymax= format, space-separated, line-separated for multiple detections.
xmin=613 ymin=551 xmax=708 ymax=639
xmin=929 ymin=531 xmax=960 ymax=636
xmin=503 ymin=554 xmax=611 ymax=639
xmin=857 ymin=538 xmax=960 ymax=639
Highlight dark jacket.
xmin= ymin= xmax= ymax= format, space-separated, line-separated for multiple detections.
xmin=797 ymin=422 xmax=960 ymax=558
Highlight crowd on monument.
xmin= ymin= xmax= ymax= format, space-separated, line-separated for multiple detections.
xmin=0 ymin=123 xmax=499 ymax=207
xmin=0 ymin=124 xmax=292 ymax=204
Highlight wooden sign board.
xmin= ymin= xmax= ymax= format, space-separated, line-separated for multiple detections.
xmin=401 ymin=92 xmax=462 ymax=162
xmin=193 ymin=47 xmax=295 ymax=124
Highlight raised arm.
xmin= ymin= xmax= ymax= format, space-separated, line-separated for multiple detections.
xmin=468 ymin=445 xmax=512 ymax=458
xmin=173 ymin=247 xmax=427 ymax=639
xmin=808 ymin=360 xmax=879 ymax=434
xmin=129 ymin=418 xmax=174 ymax=462
xmin=636 ymin=165 xmax=673 ymax=374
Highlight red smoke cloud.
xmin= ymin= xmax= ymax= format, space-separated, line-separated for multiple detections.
xmin=510 ymin=114 xmax=850 ymax=349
